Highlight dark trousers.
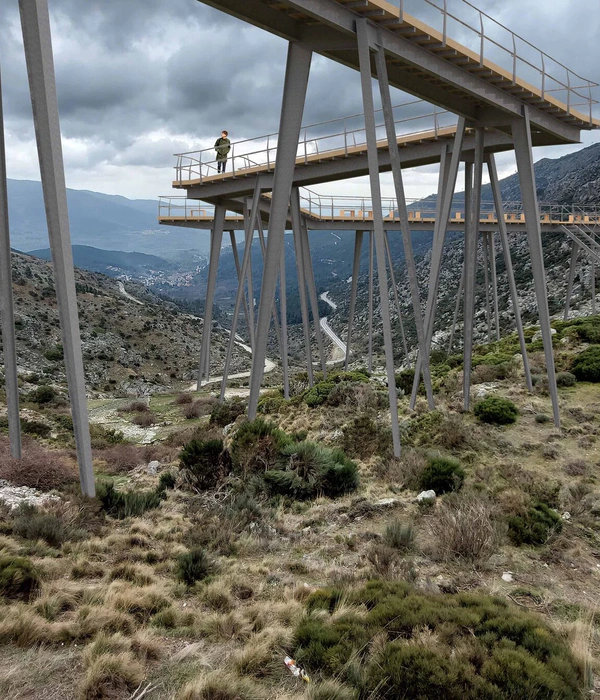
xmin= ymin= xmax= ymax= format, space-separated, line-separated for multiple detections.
xmin=217 ymin=160 xmax=227 ymax=173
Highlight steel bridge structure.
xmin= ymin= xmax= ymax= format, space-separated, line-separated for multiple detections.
xmin=1 ymin=0 xmax=599 ymax=495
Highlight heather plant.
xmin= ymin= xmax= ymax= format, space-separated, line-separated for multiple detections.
xmin=209 ymin=397 xmax=246 ymax=427
xmin=508 ymin=502 xmax=562 ymax=546
xmin=419 ymin=455 xmax=465 ymax=494
xmin=473 ymin=396 xmax=519 ymax=425
xmin=179 ymin=438 xmax=230 ymax=490
xmin=292 ymin=581 xmax=584 ymax=699
xmin=0 ymin=556 xmax=41 ymax=601
xmin=571 ymin=345 xmax=600 ymax=382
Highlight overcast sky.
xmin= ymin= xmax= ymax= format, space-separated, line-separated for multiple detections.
xmin=1 ymin=0 xmax=599 ymax=203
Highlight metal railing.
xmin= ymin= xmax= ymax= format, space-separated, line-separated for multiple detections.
xmin=173 ymin=99 xmax=457 ymax=184
xmin=159 ymin=192 xmax=600 ymax=226
xmin=386 ymin=0 xmax=597 ymax=123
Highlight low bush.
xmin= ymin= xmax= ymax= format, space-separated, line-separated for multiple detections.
xmin=0 ymin=556 xmax=41 ymax=601
xmin=174 ymin=393 xmax=193 ymax=405
xmin=293 ymin=580 xmax=584 ymax=699
xmin=420 ymin=455 xmax=465 ymax=494
xmin=571 ymin=345 xmax=600 ymax=382
xmin=342 ymin=415 xmax=393 ymax=460
xmin=473 ymin=396 xmax=519 ymax=425
xmin=556 ymin=371 xmax=577 ymax=388
xmin=95 ymin=444 xmax=142 ymax=473
xmin=132 ymin=411 xmax=157 ymax=427
xmin=27 ymin=385 xmax=57 ymax=405
xmin=264 ymin=441 xmax=359 ymax=500
xmin=0 ymin=438 xmax=78 ymax=491
xmin=302 ymin=381 xmax=335 ymax=407
xmin=257 ymin=394 xmax=287 ymax=414
xmin=209 ymin=398 xmax=246 ymax=427
xmin=158 ymin=470 xmax=177 ymax=492
xmin=179 ymin=439 xmax=230 ymax=490
xmin=96 ymin=480 xmax=162 ymax=519
xmin=175 ymin=547 xmax=215 ymax=586
xmin=395 ymin=369 xmax=417 ymax=395
xmin=89 ymin=424 xmax=127 ymax=449
xmin=230 ymin=419 xmax=292 ymax=476
xmin=20 ymin=419 xmax=52 ymax=438
xmin=508 ymin=502 xmax=562 ymax=546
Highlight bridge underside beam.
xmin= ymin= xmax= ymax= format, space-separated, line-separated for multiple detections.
xmin=198 ymin=0 xmax=587 ymax=144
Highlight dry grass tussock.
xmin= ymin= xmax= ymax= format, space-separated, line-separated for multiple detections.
xmin=178 ymin=670 xmax=267 ymax=700
xmin=79 ymin=650 xmax=145 ymax=699
xmin=428 ymin=491 xmax=503 ymax=562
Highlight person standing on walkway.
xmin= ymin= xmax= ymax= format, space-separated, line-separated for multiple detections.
xmin=215 ymin=130 xmax=231 ymax=173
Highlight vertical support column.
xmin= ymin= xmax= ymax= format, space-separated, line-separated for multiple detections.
xmin=301 ymin=220 xmax=328 ymax=377
xmin=512 ymin=110 xmax=560 ymax=426
xmin=357 ymin=18 xmax=401 ymax=457
xmin=564 ymin=240 xmax=579 ymax=320
xmin=279 ymin=241 xmax=290 ymax=399
xmin=19 ymin=0 xmax=94 ymax=496
xmin=219 ymin=188 xmax=261 ymax=401
xmin=482 ymin=231 xmax=492 ymax=343
xmin=198 ymin=206 xmax=225 ymax=386
xmin=0 ymin=64 xmax=22 ymax=458
xmin=384 ymin=232 xmax=409 ymax=362
xmin=374 ymin=40 xmax=433 ymax=403
xmin=448 ymin=260 xmax=465 ymax=354
xmin=487 ymin=154 xmax=532 ymax=391
xmin=488 ymin=231 xmax=501 ymax=341
xmin=290 ymin=188 xmax=314 ymax=385
xmin=367 ymin=231 xmax=374 ymax=372
xmin=229 ymin=230 xmax=252 ymax=347
xmin=243 ymin=200 xmax=256 ymax=345
xmin=248 ymin=41 xmax=312 ymax=420
xmin=345 ymin=230 xmax=364 ymax=370
xmin=409 ymin=118 xmax=466 ymax=409
xmin=463 ymin=128 xmax=485 ymax=411
xmin=592 ymin=255 xmax=596 ymax=316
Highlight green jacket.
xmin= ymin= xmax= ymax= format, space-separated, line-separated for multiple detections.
xmin=214 ymin=137 xmax=231 ymax=161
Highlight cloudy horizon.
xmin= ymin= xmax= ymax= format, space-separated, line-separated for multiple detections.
xmin=1 ymin=0 xmax=599 ymax=204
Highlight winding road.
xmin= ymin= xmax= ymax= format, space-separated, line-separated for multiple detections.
xmin=319 ymin=291 xmax=347 ymax=362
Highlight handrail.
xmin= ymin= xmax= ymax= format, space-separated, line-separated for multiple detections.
xmin=172 ymin=100 xmax=457 ymax=184
xmin=386 ymin=0 xmax=597 ymax=124
xmin=158 ymin=193 xmax=600 ymax=225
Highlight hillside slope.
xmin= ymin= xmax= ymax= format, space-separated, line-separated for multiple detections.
xmin=5 ymin=252 xmax=249 ymax=396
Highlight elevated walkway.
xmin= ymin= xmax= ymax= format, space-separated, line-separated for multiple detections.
xmin=159 ymin=192 xmax=600 ymax=233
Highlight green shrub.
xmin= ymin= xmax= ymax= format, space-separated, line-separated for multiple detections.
xmin=43 ymin=345 xmax=63 ymax=362
xmin=264 ymin=441 xmax=359 ymax=500
xmin=0 ymin=556 xmax=41 ymax=601
xmin=209 ymin=398 xmax=246 ymax=427
xmin=302 ymin=381 xmax=335 ymax=407
xmin=395 ymin=369 xmax=416 ymax=395
xmin=175 ymin=547 xmax=215 ymax=586
xmin=292 ymin=581 xmax=584 ymax=699
xmin=230 ymin=419 xmax=292 ymax=476
xmin=157 ymin=471 xmax=177 ymax=492
xmin=179 ymin=439 xmax=230 ymax=490
xmin=27 ymin=385 xmax=57 ymax=405
xmin=473 ymin=396 xmax=518 ymax=425
xmin=95 ymin=480 xmax=162 ymax=519
xmin=20 ymin=419 xmax=51 ymax=438
xmin=420 ymin=455 xmax=465 ymax=494
xmin=342 ymin=415 xmax=393 ymax=460
xmin=508 ymin=503 xmax=562 ymax=546
xmin=571 ymin=345 xmax=600 ymax=382
xmin=89 ymin=424 xmax=126 ymax=449
xmin=257 ymin=395 xmax=287 ymax=414
xmin=556 ymin=371 xmax=577 ymax=388
xmin=535 ymin=413 xmax=550 ymax=424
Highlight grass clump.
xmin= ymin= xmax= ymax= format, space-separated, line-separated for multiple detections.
xmin=383 ymin=519 xmax=415 ymax=552
xmin=175 ymin=548 xmax=215 ymax=586
xmin=474 ymin=396 xmax=518 ymax=425
xmin=420 ymin=455 xmax=465 ymax=495
xmin=10 ymin=504 xmax=83 ymax=548
xmin=96 ymin=480 xmax=162 ymax=519
xmin=556 ymin=371 xmax=577 ymax=387
xmin=571 ymin=345 xmax=600 ymax=382
xmin=178 ymin=670 xmax=266 ymax=700
xmin=508 ymin=502 xmax=563 ymax=546
xmin=179 ymin=438 xmax=230 ymax=490
xmin=0 ymin=556 xmax=41 ymax=601
xmin=79 ymin=651 xmax=144 ymax=699
xmin=292 ymin=580 xmax=584 ymax=699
